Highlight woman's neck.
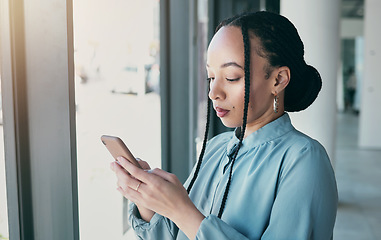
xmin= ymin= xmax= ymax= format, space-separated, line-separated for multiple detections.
xmin=243 ymin=109 xmax=285 ymax=139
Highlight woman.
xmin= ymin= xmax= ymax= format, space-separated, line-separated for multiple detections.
xmin=111 ymin=11 xmax=338 ymax=239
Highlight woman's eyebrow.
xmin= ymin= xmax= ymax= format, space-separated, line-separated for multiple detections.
xmin=206 ymin=62 xmax=244 ymax=69
xmin=221 ymin=62 xmax=243 ymax=69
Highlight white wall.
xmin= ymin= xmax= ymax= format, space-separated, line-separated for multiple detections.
xmin=341 ymin=18 xmax=363 ymax=38
xmin=281 ymin=0 xmax=341 ymax=161
xmin=359 ymin=0 xmax=381 ymax=149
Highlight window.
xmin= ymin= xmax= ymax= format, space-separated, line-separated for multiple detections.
xmin=0 ymin=0 xmax=195 ymax=238
xmin=73 ymin=1 xmax=161 ymax=238
xmin=0 ymin=75 xmax=9 ymax=240
xmin=195 ymin=0 xmax=210 ymax=155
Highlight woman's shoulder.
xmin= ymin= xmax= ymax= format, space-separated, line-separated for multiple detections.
xmin=282 ymin=127 xmax=326 ymax=153
xmin=279 ymin=128 xmax=332 ymax=173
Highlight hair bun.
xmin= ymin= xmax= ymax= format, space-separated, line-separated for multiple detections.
xmin=284 ymin=65 xmax=322 ymax=112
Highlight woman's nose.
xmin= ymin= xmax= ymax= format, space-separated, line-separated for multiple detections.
xmin=208 ymin=78 xmax=225 ymax=100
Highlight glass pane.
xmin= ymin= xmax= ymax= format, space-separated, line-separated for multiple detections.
xmin=196 ymin=0 xmax=209 ymax=153
xmin=73 ymin=1 xmax=161 ymax=239
xmin=0 ymin=75 xmax=9 ymax=239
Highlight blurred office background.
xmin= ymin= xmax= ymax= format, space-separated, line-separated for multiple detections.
xmin=1 ymin=0 xmax=380 ymax=239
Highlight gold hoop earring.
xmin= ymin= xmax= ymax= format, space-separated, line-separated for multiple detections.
xmin=273 ymin=92 xmax=279 ymax=113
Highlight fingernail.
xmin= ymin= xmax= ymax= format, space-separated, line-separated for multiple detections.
xmin=117 ymin=156 xmax=123 ymax=162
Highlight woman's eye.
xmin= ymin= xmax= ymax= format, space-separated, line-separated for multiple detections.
xmin=226 ymin=77 xmax=240 ymax=82
xmin=207 ymin=77 xmax=214 ymax=81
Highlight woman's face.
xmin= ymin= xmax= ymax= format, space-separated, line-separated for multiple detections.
xmin=207 ymin=26 xmax=279 ymax=133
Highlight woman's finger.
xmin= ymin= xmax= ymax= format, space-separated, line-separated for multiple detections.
xmin=117 ymin=185 xmax=141 ymax=204
xmin=111 ymin=161 xmax=129 ymax=177
xmin=116 ymin=176 xmax=141 ymax=192
xmin=111 ymin=161 xmax=144 ymax=192
xmin=117 ymin=157 xmax=154 ymax=183
xmin=136 ymin=158 xmax=151 ymax=170
xmin=149 ymin=168 xmax=179 ymax=184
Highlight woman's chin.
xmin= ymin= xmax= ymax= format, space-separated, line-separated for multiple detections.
xmin=220 ymin=119 xmax=239 ymax=129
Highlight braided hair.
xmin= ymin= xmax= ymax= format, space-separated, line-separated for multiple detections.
xmin=187 ymin=11 xmax=322 ymax=218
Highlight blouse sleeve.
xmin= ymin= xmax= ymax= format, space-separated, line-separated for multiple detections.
xmin=129 ymin=203 xmax=179 ymax=239
xmin=261 ymin=141 xmax=338 ymax=240
xmin=127 ymin=135 xmax=218 ymax=240
xmin=195 ymin=215 xmax=250 ymax=239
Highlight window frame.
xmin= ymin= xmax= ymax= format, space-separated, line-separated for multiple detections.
xmin=1 ymin=0 xmax=79 ymax=239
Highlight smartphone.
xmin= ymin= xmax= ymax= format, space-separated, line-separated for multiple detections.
xmin=101 ymin=135 xmax=142 ymax=169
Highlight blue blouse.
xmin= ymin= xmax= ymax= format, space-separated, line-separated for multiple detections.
xmin=129 ymin=113 xmax=338 ymax=239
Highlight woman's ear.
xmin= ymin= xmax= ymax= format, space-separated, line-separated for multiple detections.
xmin=273 ymin=66 xmax=290 ymax=93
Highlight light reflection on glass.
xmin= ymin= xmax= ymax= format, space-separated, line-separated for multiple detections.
xmin=0 ymin=75 xmax=9 ymax=239
xmin=73 ymin=1 xmax=161 ymax=239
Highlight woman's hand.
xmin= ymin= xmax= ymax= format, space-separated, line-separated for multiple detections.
xmin=110 ymin=158 xmax=155 ymax=221
xmin=111 ymin=156 xmax=205 ymax=239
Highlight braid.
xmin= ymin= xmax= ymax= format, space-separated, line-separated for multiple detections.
xmin=218 ymin=20 xmax=251 ymax=218
xmin=187 ymin=97 xmax=211 ymax=193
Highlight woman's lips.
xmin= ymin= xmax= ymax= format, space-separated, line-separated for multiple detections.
xmin=215 ymin=107 xmax=230 ymax=118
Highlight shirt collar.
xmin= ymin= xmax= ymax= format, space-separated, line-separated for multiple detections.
xmin=226 ymin=113 xmax=294 ymax=156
